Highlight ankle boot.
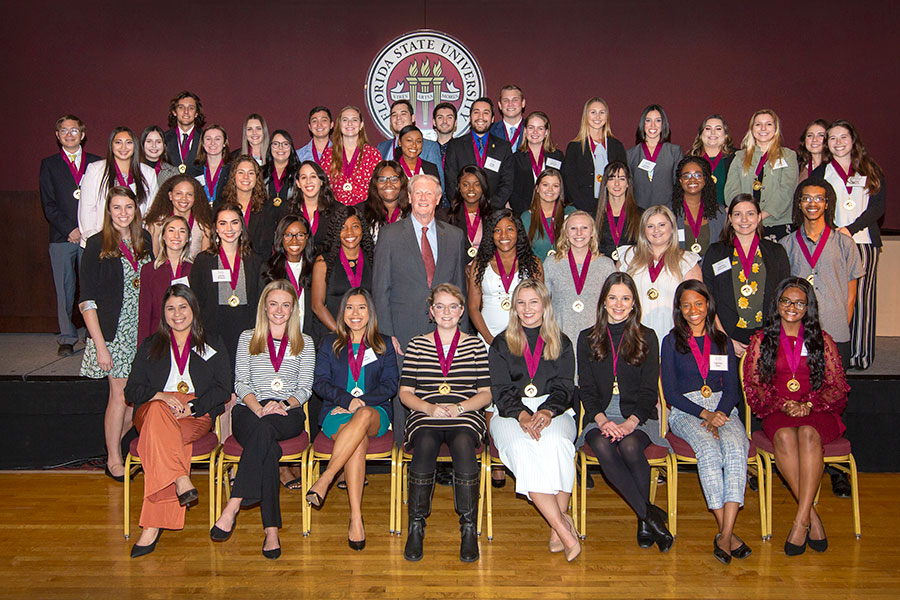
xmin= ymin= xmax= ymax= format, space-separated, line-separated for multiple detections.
xmin=403 ymin=471 xmax=434 ymax=561
xmin=645 ymin=504 xmax=674 ymax=553
xmin=453 ymin=471 xmax=481 ymax=562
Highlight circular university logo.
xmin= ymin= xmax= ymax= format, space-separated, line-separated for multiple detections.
xmin=365 ymin=30 xmax=485 ymax=140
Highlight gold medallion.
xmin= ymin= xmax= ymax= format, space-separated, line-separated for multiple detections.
xmin=132 ymin=277 xmax=140 ymax=290
xmin=787 ymin=378 xmax=801 ymax=393
xmin=271 ymin=377 xmax=284 ymax=392
xmin=843 ymin=200 xmax=856 ymax=211
xmin=176 ymin=381 xmax=189 ymax=394
xmin=572 ymin=299 xmax=584 ymax=313
xmin=648 ymin=173 xmax=653 ymax=182
xmin=500 ymin=297 xmax=512 ymax=311
xmin=611 ymin=249 xmax=619 ymax=261
xmin=524 ymin=383 xmax=538 ymax=398
xmin=741 ymin=284 xmax=753 ymax=297
xmin=596 ymin=174 xmax=603 ymax=184
xmin=611 ymin=379 xmax=619 ymax=396
xmin=438 ymin=382 xmax=451 ymax=395
xmin=351 ymin=386 xmax=364 ymax=397
xmin=227 ymin=294 xmax=240 ymax=307
xmin=178 ymin=163 xmax=187 ymax=174
xmin=343 ymin=182 xmax=353 ymax=192
xmin=690 ymin=242 xmax=702 ymax=254
xmin=700 ymin=385 xmax=712 ymax=398
xmin=806 ymin=274 xmax=815 ymax=285
xmin=752 ymin=179 xmax=762 ymax=191
xmin=547 ymin=249 xmax=556 ymax=257
xmin=647 ymin=287 xmax=659 ymax=300
xmin=467 ymin=246 xmax=477 ymax=258
xmin=273 ymin=197 xmax=282 ymax=207
xmin=73 ymin=188 xmax=81 ymax=200
xmin=711 ymin=174 xmax=718 ymax=184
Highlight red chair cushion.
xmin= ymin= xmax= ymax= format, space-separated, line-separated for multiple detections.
xmin=667 ymin=432 xmax=757 ymax=459
xmin=129 ymin=431 xmax=219 ymax=459
xmin=401 ymin=442 xmax=484 ymax=457
xmin=578 ymin=442 xmax=668 ymax=461
xmin=752 ymin=430 xmax=851 ymax=457
xmin=222 ymin=431 xmax=310 ymax=457
xmin=312 ymin=430 xmax=394 ymax=456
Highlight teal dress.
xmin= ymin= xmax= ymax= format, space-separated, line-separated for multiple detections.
xmin=520 ymin=205 xmax=576 ymax=259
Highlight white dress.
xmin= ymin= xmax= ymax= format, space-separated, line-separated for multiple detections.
xmin=618 ymin=245 xmax=699 ymax=349
xmin=478 ymin=262 xmax=521 ymax=349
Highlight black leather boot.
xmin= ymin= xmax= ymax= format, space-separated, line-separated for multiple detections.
xmin=454 ymin=471 xmax=480 ymax=562
xmin=636 ymin=517 xmax=655 ymax=548
xmin=645 ymin=504 xmax=674 ymax=553
xmin=403 ymin=471 xmax=434 ymax=561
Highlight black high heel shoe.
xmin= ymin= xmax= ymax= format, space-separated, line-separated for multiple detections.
xmin=645 ymin=505 xmax=674 ymax=553
xmin=784 ymin=521 xmax=809 ymax=556
xmin=130 ymin=529 xmax=162 ymax=558
xmin=210 ymin=511 xmax=238 ymax=542
xmin=262 ymin=537 xmax=281 ymax=559
xmin=177 ymin=487 xmax=199 ymax=507
xmin=104 ymin=465 xmax=125 ymax=483
xmin=807 ymin=524 xmax=828 ymax=553
xmin=348 ymin=518 xmax=366 ymax=551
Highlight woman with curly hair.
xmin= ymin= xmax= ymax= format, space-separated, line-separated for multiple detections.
xmin=360 ymin=160 xmax=409 ymax=242
xmin=290 ymin=160 xmax=336 ymax=253
xmin=310 ymin=205 xmax=375 ymax=344
xmin=670 ymin=156 xmax=727 ymax=257
xmin=144 ymin=174 xmax=212 ymax=259
xmin=217 ymin=155 xmax=287 ymax=258
xmin=439 ymin=165 xmax=493 ymax=262
xmin=743 ymin=277 xmax=849 ymax=555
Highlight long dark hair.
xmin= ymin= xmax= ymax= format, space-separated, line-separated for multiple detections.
xmin=595 ymin=161 xmax=641 ymax=245
xmin=148 ymin=284 xmax=208 ymax=360
xmin=671 ymin=156 xmax=719 ymax=220
xmin=289 ymin=160 xmax=336 ymax=217
xmin=526 ymin=168 xmax=567 ymax=243
xmin=332 ymin=287 xmax=386 ymax=356
xmin=263 ymin=129 xmax=301 ymax=188
xmin=448 ymin=165 xmax=493 ymax=228
xmin=263 ymin=214 xmax=314 ymax=288
xmin=791 ymin=177 xmax=836 ymax=229
xmin=361 ymin=160 xmax=410 ymax=230
xmin=194 ymin=123 xmax=232 ymax=166
xmin=139 ymin=125 xmax=171 ymax=167
xmin=825 ymin=119 xmax=884 ymax=196
xmin=102 ymin=127 xmax=148 ymax=210
xmin=99 ymin=186 xmax=149 ymax=260
xmin=796 ymin=119 xmax=831 ymax=173
xmin=634 ymin=104 xmax=671 ymax=145
xmin=322 ymin=205 xmax=375 ymax=284
xmin=587 ymin=272 xmax=649 ymax=365
xmin=672 ymin=280 xmax=728 ymax=354
xmin=755 ymin=277 xmax=826 ymax=390
xmin=221 ymin=155 xmax=267 ymax=214
xmin=720 ymin=193 xmax=764 ymax=246
xmin=473 ymin=209 xmax=541 ymax=285
xmin=207 ymin=202 xmax=253 ymax=257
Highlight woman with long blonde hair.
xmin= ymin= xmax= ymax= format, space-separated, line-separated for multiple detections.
xmin=321 ymin=106 xmax=382 ymax=206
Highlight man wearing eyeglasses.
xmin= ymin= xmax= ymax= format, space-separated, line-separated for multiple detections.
xmin=164 ymin=91 xmax=206 ymax=177
xmin=39 ymin=115 xmax=101 ymax=356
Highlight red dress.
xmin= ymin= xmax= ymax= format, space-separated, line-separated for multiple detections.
xmin=743 ymin=331 xmax=848 ymax=444
xmin=321 ymin=144 xmax=382 ymax=206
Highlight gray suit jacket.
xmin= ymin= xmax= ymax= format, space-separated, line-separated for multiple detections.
xmin=626 ymin=142 xmax=683 ymax=209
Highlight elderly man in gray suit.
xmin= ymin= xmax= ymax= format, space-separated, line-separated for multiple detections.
xmin=373 ymin=173 xmax=468 ymax=441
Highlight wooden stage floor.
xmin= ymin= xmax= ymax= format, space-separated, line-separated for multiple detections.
xmin=1 ymin=470 xmax=898 ymax=599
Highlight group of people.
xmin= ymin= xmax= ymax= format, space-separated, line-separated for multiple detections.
xmin=38 ymin=87 xmax=874 ymax=564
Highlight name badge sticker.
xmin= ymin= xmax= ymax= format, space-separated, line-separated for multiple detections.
xmin=484 ymin=157 xmax=501 ymax=172
xmin=211 ymin=269 xmax=231 ymax=282
xmin=710 ymin=355 xmax=728 ymax=371
xmin=712 ymin=257 xmax=732 ymax=276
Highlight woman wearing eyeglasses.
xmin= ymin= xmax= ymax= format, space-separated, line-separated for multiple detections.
xmin=361 ymin=161 xmax=410 ymax=242
xmin=671 ymin=156 xmax=727 ymax=258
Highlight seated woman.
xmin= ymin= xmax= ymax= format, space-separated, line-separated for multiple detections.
xmin=399 ymin=283 xmax=491 ymax=562
xmin=209 ymin=280 xmax=316 ymax=559
xmin=743 ymin=277 xmax=848 ymax=556
xmin=124 ymin=284 xmax=230 ymax=558
xmin=576 ymin=272 xmax=673 ymax=552
xmin=660 ymin=280 xmax=750 ymax=564
xmin=308 ymin=288 xmax=399 ymax=550
xmin=488 ymin=279 xmax=580 ymax=561
xmin=138 ymin=215 xmax=192 ymax=344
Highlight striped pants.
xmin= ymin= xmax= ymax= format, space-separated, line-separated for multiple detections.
xmin=850 ymin=244 xmax=878 ymax=369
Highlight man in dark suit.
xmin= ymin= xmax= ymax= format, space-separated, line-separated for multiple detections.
xmin=376 ymin=99 xmax=444 ymax=190
xmin=373 ymin=174 xmax=468 ymax=441
xmin=39 ymin=115 xmax=101 ymax=356
xmin=164 ymin=91 xmax=205 ymax=177
xmin=489 ymin=84 xmax=527 ymax=152
xmin=443 ymin=97 xmax=514 ymax=209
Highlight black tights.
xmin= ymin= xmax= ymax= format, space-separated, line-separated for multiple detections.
xmin=585 ymin=428 xmax=652 ymax=519
xmin=409 ymin=428 xmax=479 ymax=475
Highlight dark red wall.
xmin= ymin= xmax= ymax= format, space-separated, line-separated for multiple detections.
xmin=2 ymin=0 xmax=898 ymax=330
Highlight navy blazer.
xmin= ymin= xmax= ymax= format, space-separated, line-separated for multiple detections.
xmin=561 ymin=137 xmax=627 ymax=214
xmin=39 ymin=150 xmax=102 ymax=243
xmin=490 ymin=120 xmax=527 ymax=152
xmin=164 ymin=128 xmax=202 ymax=177
xmin=313 ymin=333 xmax=399 ymax=426
xmin=509 ymin=148 xmax=565 ymax=216
xmin=443 ymin=132 xmax=514 ymax=209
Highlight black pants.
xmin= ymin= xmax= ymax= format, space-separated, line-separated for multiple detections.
xmin=585 ymin=428 xmax=651 ymax=519
xmin=409 ymin=427 xmax=479 ymax=475
xmin=231 ymin=403 xmax=304 ymax=528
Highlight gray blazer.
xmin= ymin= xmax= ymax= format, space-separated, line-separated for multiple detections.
xmin=626 ymin=142 xmax=683 ymax=209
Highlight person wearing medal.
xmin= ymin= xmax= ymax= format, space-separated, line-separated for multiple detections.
xmin=163 ymin=91 xmax=204 ymax=177
xmin=124 ymin=284 xmax=230 ymax=558
xmin=233 ymin=114 xmax=269 ymax=165
xmin=743 ymin=277 xmax=849 ymax=555
xmin=216 ymin=155 xmax=284 ymax=259
xmin=813 ymin=120 xmax=885 ymax=370
xmin=262 ymin=214 xmax=314 ymax=336
xmin=562 ymin=97 xmax=627 ymax=214
xmin=618 ymin=205 xmax=701 ymax=349
xmin=688 ymin=115 xmax=736 ymax=206
xmin=779 ymin=178 xmax=863 ymax=369
xmin=307 ymin=288 xmax=398 ymax=550
xmin=296 ymin=106 xmax=333 ymax=165
xmin=575 ymin=272 xmax=673 ymax=552
xmin=671 ymin=156 xmax=728 ymax=258
xmin=396 ymin=125 xmax=442 ymax=188
xmin=437 ymin=165 xmax=493 ymax=263
xmin=594 ymin=161 xmax=642 ymax=262
xmin=138 ymin=214 xmax=193 ymax=344
xmin=290 ymin=160 xmax=337 ymax=253
xmin=661 ymin=280 xmax=751 ymax=565
xmin=144 ymin=175 xmax=212 ymax=260
xmin=376 ymin=99 xmax=445 ymax=191
xmin=510 ymin=111 xmax=565 ymax=216
xmin=398 ymin=283 xmax=491 ymax=562
xmin=361 ymin=160 xmax=410 ymax=243
xmin=544 ymin=211 xmax=615 ymax=365
xmin=79 ymin=186 xmax=153 ymax=481
xmin=797 ymin=119 xmax=830 ymax=184
xmin=263 ymin=130 xmax=301 ymax=210
xmin=39 ymin=114 xmax=101 ymax=356
xmin=488 ymin=278 xmax=580 ymax=561
xmin=211 ymin=280 xmax=315 ymax=559
xmin=140 ymin=125 xmax=178 ymax=188
xmin=193 ymin=124 xmax=232 ymax=207
xmin=519 ymin=168 xmax=575 ymax=260
xmin=626 ymin=104 xmax=683 ymax=210
xmin=321 ymin=106 xmax=382 ymax=206
xmin=78 ymin=127 xmax=157 ymax=245
xmin=702 ymin=194 xmax=790 ymax=358
xmin=310 ymin=205 xmax=375 ymax=345
xmin=724 ymin=109 xmax=798 ymax=240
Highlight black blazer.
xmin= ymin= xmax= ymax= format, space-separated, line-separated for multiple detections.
xmin=39 ymin=151 xmax=102 ymax=243
xmin=701 ymin=239 xmax=791 ymax=345
xmin=561 ymin=137 xmax=627 ymax=214
xmin=509 ymin=149 xmax=565 ymax=216
xmin=164 ymin=128 xmax=202 ymax=177
xmin=264 ymin=166 xmax=300 ymax=207
xmin=124 ymin=333 xmax=231 ymax=418
xmin=444 ymin=133 xmax=514 ymax=209
xmin=79 ymin=230 xmax=154 ymax=341
xmin=421 ymin=159 xmax=442 ymax=183
xmin=213 ymin=198 xmax=288 ymax=260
